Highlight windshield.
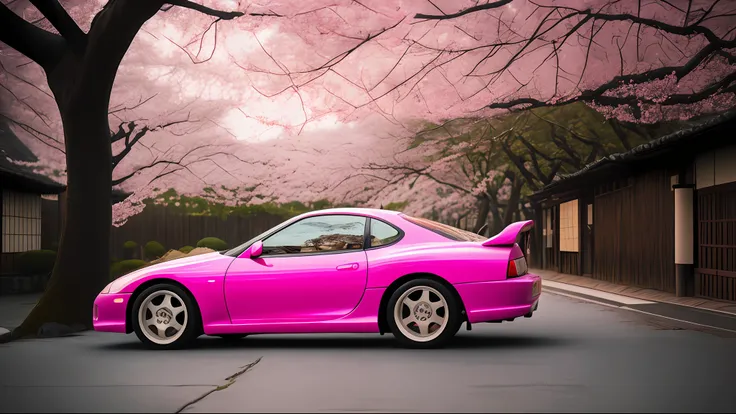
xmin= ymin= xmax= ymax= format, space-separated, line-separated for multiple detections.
xmin=401 ymin=215 xmax=487 ymax=242
xmin=222 ymin=216 xmax=300 ymax=257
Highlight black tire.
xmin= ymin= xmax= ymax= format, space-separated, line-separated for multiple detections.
xmin=131 ymin=283 xmax=201 ymax=350
xmin=386 ymin=278 xmax=463 ymax=349
xmin=215 ymin=334 xmax=248 ymax=341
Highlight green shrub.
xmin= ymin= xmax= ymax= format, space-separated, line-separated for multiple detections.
xmin=196 ymin=237 xmax=228 ymax=251
xmin=123 ymin=240 xmax=138 ymax=259
xmin=17 ymin=250 xmax=57 ymax=275
xmin=110 ymin=259 xmax=147 ymax=280
xmin=143 ymin=241 xmax=166 ymax=260
xmin=179 ymin=246 xmax=194 ymax=254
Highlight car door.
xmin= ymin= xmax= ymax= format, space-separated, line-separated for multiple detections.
xmin=224 ymin=214 xmax=369 ymax=324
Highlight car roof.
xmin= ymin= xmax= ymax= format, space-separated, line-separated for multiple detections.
xmin=300 ymin=207 xmax=403 ymax=221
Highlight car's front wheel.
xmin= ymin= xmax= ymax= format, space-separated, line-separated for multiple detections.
xmin=386 ymin=278 xmax=463 ymax=349
xmin=132 ymin=283 xmax=201 ymax=350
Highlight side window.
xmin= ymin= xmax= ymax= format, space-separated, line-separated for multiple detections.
xmin=261 ymin=215 xmax=367 ymax=256
xmin=369 ymin=219 xmax=401 ymax=248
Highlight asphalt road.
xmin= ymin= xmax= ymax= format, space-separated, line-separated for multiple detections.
xmin=1 ymin=291 xmax=735 ymax=413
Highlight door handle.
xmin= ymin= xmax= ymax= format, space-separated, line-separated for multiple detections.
xmin=336 ymin=263 xmax=359 ymax=271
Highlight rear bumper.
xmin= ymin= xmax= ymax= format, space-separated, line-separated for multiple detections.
xmin=92 ymin=293 xmax=131 ymax=333
xmin=455 ymin=274 xmax=541 ymax=323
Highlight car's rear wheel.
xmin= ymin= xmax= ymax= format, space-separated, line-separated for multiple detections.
xmin=386 ymin=278 xmax=463 ymax=349
xmin=132 ymin=283 xmax=201 ymax=350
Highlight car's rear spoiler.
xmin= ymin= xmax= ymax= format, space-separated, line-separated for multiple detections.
xmin=481 ymin=220 xmax=534 ymax=247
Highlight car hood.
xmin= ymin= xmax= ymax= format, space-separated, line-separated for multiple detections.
xmin=108 ymin=252 xmax=233 ymax=293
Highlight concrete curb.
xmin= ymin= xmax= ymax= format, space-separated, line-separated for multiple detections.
xmin=543 ymin=281 xmax=736 ymax=334
xmin=542 ymin=279 xmax=736 ymax=318
xmin=542 ymin=280 xmax=654 ymax=306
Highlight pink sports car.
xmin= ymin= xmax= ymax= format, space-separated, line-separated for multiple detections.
xmin=93 ymin=208 xmax=541 ymax=349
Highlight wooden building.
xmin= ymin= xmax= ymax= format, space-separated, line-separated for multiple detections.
xmin=529 ymin=111 xmax=736 ymax=303
xmin=0 ymin=121 xmax=66 ymax=275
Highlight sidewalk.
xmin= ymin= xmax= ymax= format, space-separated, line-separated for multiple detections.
xmin=0 ymin=293 xmax=40 ymax=332
xmin=533 ymin=268 xmax=736 ymax=316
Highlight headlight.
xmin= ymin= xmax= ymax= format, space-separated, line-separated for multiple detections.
xmin=101 ymin=281 xmax=113 ymax=294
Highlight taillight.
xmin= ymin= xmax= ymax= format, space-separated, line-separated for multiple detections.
xmin=507 ymin=260 xmax=518 ymax=278
xmin=507 ymin=257 xmax=528 ymax=278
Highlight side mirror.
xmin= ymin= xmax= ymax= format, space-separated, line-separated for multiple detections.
xmin=248 ymin=240 xmax=263 ymax=258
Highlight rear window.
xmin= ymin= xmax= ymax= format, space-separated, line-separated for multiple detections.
xmin=401 ymin=215 xmax=487 ymax=242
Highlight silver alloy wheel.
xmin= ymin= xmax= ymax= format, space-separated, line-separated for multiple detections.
xmin=137 ymin=289 xmax=188 ymax=345
xmin=393 ymin=285 xmax=449 ymax=343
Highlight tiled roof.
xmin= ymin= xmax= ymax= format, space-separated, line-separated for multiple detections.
xmin=0 ymin=121 xmax=65 ymax=194
xmin=533 ymin=110 xmax=736 ymax=195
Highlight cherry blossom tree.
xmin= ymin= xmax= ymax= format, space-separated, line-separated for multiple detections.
xmin=351 ymin=117 xmax=517 ymax=235
xmin=348 ymin=103 xmax=680 ymax=235
xmin=241 ymin=0 xmax=735 ymax=127
xmin=0 ymin=0 xmax=259 ymax=337
xmin=0 ymin=41 xmax=273 ymax=227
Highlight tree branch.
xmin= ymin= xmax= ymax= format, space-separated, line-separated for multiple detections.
xmin=415 ymin=0 xmax=513 ymax=20
xmin=0 ymin=2 xmax=66 ymax=69
xmin=111 ymin=118 xmax=190 ymax=169
xmin=501 ymin=140 xmax=541 ymax=191
xmin=532 ymin=4 xmax=735 ymax=47
xmin=28 ymin=0 xmax=87 ymax=54
xmin=165 ymin=0 xmax=244 ymax=20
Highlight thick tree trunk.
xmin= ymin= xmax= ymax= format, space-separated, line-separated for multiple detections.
xmin=4 ymin=0 xmax=221 ymax=338
xmin=17 ymin=80 xmax=113 ymax=336
xmin=472 ymin=196 xmax=491 ymax=234
xmin=489 ymin=209 xmax=503 ymax=235
xmin=501 ymin=180 xmax=524 ymax=228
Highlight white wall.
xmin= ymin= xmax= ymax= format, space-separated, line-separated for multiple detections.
xmin=696 ymin=144 xmax=736 ymax=189
xmin=559 ymin=199 xmax=579 ymax=253
xmin=2 ymin=190 xmax=42 ymax=253
xmin=674 ymin=187 xmax=694 ymax=265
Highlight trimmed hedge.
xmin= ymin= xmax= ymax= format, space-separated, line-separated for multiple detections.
xmin=196 ymin=237 xmax=228 ymax=251
xmin=143 ymin=241 xmax=166 ymax=260
xmin=123 ymin=240 xmax=138 ymax=259
xmin=17 ymin=250 xmax=57 ymax=275
xmin=110 ymin=259 xmax=147 ymax=280
xmin=179 ymin=246 xmax=195 ymax=254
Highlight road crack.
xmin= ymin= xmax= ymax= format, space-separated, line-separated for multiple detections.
xmin=175 ymin=357 xmax=262 ymax=413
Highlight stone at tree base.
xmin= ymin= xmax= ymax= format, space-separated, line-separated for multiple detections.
xmin=0 ymin=328 xmax=10 ymax=344
xmin=37 ymin=322 xmax=74 ymax=338
xmin=70 ymin=323 xmax=87 ymax=333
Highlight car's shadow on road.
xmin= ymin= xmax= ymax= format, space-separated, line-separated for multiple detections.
xmin=97 ymin=332 xmax=570 ymax=352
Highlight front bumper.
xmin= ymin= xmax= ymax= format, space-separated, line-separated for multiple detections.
xmin=455 ymin=274 xmax=542 ymax=324
xmin=92 ymin=293 xmax=131 ymax=333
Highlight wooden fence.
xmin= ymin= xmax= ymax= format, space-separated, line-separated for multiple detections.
xmin=592 ymin=169 xmax=675 ymax=293
xmin=109 ymin=206 xmax=284 ymax=259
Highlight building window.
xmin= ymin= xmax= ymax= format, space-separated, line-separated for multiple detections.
xmin=559 ymin=199 xmax=579 ymax=253
xmin=2 ymin=190 xmax=42 ymax=253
